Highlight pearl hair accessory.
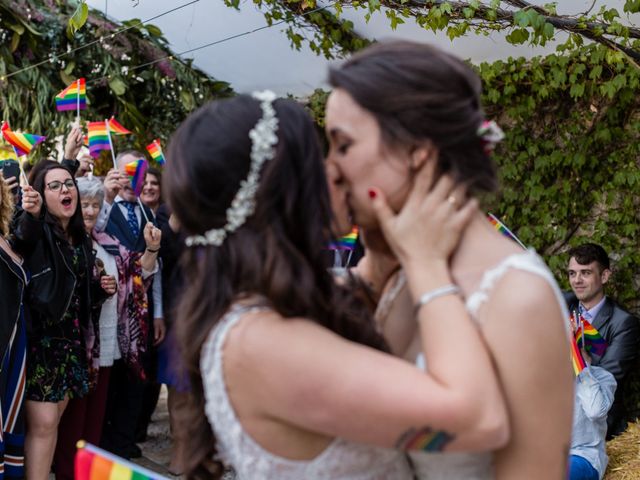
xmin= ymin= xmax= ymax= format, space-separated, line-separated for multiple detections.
xmin=185 ymin=90 xmax=279 ymax=247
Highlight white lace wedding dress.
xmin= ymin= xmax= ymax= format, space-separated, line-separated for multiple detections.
xmin=200 ymin=304 xmax=413 ymax=479
xmin=406 ymin=249 xmax=568 ymax=479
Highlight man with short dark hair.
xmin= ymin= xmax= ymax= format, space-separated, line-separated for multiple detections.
xmin=566 ymin=243 xmax=640 ymax=438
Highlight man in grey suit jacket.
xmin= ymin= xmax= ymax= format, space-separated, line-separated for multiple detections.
xmin=566 ymin=243 xmax=640 ymax=438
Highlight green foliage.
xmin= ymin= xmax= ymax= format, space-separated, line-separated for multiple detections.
xmin=225 ymin=0 xmax=370 ymax=59
xmin=477 ymin=44 xmax=640 ymax=316
xmin=0 ymin=0 xmax=233 ymax=174
xmin=243 ymin=0 xmax=640 ymax=65
xmin=66 ymin=1 xmax=88 ymax=40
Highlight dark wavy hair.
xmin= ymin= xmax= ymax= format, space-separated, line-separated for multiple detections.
xmin=31 ymin=162 xmax=87 ymax=246
xmin=568 ymin=243 xmax=610 ymax=271
xmin=145 ymin=166 xmax=163 ymax=204
xmin=166 ymin=95 xmax=388 ymax=479
xmin=329 ymin=40 xmax=498 ymax=193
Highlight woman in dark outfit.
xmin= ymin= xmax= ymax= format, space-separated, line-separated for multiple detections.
xmin=13 ymin=163 xmax=115 ymax=480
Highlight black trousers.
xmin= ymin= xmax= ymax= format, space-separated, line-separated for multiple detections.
xmin=100 ymin=360 xmax=145 ymax=459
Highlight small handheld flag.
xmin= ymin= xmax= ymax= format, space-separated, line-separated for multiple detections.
xmin=75 ymin=441 xmax=170 ymax=480
xmin=1 ymin=122 xmax=46 ymax=157
xmin=124 ymin=159 xmax=148 ymax=196
xmin=87 ymin=122 xmax=110 ymax=159
xmin=570 ymin=334 xmax=587 ymax=376
xmin=330 ymin=226 xmax=359 ymax=251
xmin=146 ymin=139 xmax=165 ymax=165
xmin=574 ymin=316 xmax=608 ymax=357
xmin=55 ymin=78 xmax=87 ymax=113
xmin=108 ymin=117 xmax=132 ymax=135
xmin=487 ymin=213 xmax=526 ymax=249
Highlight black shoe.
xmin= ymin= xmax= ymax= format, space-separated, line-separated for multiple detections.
xmin=129 ymin=444 xmax=143 ymax=459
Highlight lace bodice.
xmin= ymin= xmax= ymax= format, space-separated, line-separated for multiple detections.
xmin=410 ymin=249 xmax=569 ymax=479
xmin=200 ymin=304 xmax=413 ymax=479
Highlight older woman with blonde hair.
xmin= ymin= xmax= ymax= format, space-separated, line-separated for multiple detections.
xmin=0 ymin=173 xmax=27 ymax=478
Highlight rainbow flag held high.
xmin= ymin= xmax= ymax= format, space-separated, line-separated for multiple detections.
xmin=487 ymin=213 xmax=526 ymax=249
xmin=1 ymin=122 xmax=46 ymax=157
xmin=575 ymin=316 xmax=608 ymax=357
xmin=145 ymin=139 xmax=165 ymax=165
xmin=330 ymin=226 xmax=359 ymax=250
xmin=570 ymin=334 xmax=587 ymax=376
xmin=55 ymin=78 xmax=87 ymax=112
xmin=75 ymin=441 xmax=170 ymax=480
xmin=87 ymin=122 xmax=111 ymax=159
xmin=125 ymin=159 xmax=148 ymax=196
xmin=108 ymin=117 xmax=132 ymax=135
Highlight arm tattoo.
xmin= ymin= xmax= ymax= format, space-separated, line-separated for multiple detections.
xmin=395 ymin=426 xmax=455 ymax=452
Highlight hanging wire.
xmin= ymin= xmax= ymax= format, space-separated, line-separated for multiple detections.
xmin=85 ymin=2 xmax=336 ymax=86
xmin=1 ymin=0 xmax=201 ymax=81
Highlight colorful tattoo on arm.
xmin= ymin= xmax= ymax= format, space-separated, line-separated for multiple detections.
xmin=395 ymin=427 xmax=455 ymax=452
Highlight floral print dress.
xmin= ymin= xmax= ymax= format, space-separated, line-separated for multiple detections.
xmin=26 ymin=244 xmax=90 ymax=402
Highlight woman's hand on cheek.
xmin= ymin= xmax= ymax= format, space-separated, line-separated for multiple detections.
xmin=368 ymin=160 xmax=478 ymax=269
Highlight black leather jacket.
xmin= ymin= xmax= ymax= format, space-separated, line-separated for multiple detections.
xmin=12 ymin=211 xmax=102 ymax=327
xmin=0 ymin=247 xmax=25 ymax=368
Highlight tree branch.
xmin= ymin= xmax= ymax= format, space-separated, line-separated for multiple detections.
xmin=382 ymin=0 xmax=640 ymax=62
xmin=272 ymin=1 xmax=370 ymax=57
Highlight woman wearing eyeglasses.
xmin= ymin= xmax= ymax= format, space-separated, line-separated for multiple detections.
xmin=13 ymin=162 xmax=116 ymax=480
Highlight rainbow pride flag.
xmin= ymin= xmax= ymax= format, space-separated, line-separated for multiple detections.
xmin=75 ymin=441 xmax=169 ymax=480
xmin=487 ymin=213 xmax=526 ymax=249
xmin=55 ymin=78 xmax=87 ymax=112
xmin=575 ymin=316 xmax=608 ymax=357
xmin=87 ymin=122 xmax=110 ymax=159
xmin=145 ymin=139 xmax=165 ymax=165
xmin=108 ymin=117 xmax=132 ymax=135
xmin=329 ymin=226 xmax=359 ymax=251
xmin=125 ymin=159 xmax=148 ymax=196
xmin=570 ymin=334 xmax=587 ymax=376
xmin=1 ymin=122 xmax=46 ymax=157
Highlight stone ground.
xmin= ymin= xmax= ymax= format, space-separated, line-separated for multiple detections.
xmin=132 ymin=385 xmax=182 ymax=479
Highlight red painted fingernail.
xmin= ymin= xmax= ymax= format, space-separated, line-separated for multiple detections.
xmin=368 ymin=189 xmax=377 ymax=199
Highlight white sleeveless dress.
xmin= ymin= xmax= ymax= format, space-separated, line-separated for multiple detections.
xmin=200 ymin=304 xmax=413 ymax=480
xmin=409 ymin=249 xmax=570 ymax=479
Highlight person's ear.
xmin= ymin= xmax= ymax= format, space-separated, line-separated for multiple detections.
xmin=601 ymin=268 xmax=611 ymax=285
xmin=409 ymin=141 xmax=438 ymax=171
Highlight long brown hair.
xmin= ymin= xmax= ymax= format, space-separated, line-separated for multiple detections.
xmin=166 ymin=95 xmax=388 ymax=479
xmin=0 ymin=176 xmax=14 ymax=237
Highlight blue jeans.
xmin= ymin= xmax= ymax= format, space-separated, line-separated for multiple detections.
xmin=568 ymin=455 xmax=598 ymax=480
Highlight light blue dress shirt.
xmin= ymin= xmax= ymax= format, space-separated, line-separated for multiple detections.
xmin=570 ymin=365 xmax=617 ymax=479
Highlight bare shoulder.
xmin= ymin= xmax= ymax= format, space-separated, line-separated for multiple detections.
xmin=223 ymin=309 xmax=347 ymax=372
xmin=482 ymin=268 xmax=566 ymax=330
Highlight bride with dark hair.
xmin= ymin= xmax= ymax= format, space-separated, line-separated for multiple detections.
xmin=165 ymin=91 xmax=508 ymax=479
xmin=326 ymin=40 xmax=573 ymax=479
